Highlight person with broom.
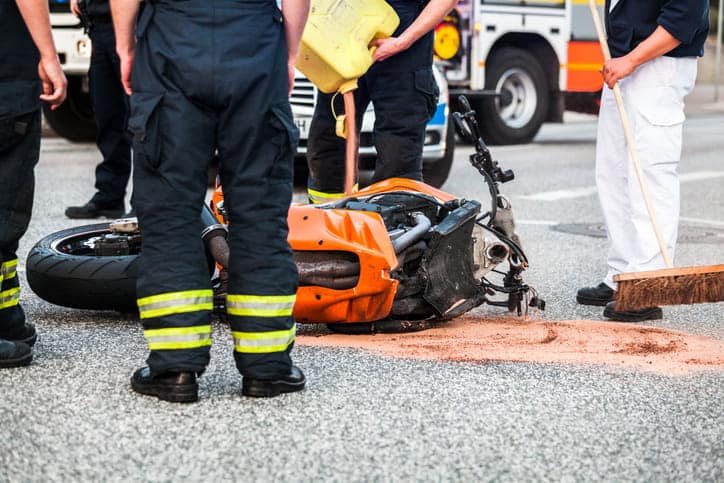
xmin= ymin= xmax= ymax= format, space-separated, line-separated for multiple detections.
xmin=576 ymin=0 xmax=709 ymax=322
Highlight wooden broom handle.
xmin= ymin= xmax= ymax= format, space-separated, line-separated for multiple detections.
xmin=342 ymin=91 xmax=358 ymax=195
xmin=588 ymin=0 xmax=673 ymax=268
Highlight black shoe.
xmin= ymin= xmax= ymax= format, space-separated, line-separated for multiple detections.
xmin=0 ymin=339 xmax=32 ymax=368
xmin=576 ymin=282 xmax=615 ymax=306
xmin=603 ymin=302 xmax=663 ymax=322
xmin=0 ymin=322 xmax=37 ymax=347
xmin=242 ymin=366 xmax=306 ymax=398
xmin=130 ymin=366 xmax=198 ymax=403
xmin=65 ymin=201 xmax=124 ymax=219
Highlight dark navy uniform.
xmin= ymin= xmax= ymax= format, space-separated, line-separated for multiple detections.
xmin=66 ymin=0 xmax=131 ymax=216
xmin=130 ymin=0 xmax=299 ymax=380
xmin=0 ymin=1 xmax=41 ymax=345
xmin=306 ymin=0 xmax=438 ymax=203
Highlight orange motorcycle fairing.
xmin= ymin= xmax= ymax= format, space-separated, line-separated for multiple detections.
xmin=352 ymin=178 xmax=458 ymax=203
xmin=288 ymin=205 xmax=399 ymax=324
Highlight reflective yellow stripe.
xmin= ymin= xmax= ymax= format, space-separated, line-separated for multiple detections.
xmin=307 ymin=185 xmax=358 ymax=204
xmin=1 ymin=259 xmax=18 ymax=281
xmin=232 ymin=324 xmax=296 ymax=354
xmin=0 ymin=287 xmax=20 ymax=310
xmin=144 ymin=325 xmax=212 ymax=350
xmin=227 ymin=294 xmax=296 ymax=317
xmin=137 ymin=290 xmax=213 ymax=319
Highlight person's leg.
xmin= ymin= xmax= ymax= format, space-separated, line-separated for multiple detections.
xmin=216 ymin=2 xmax=303 ymax=395
xmin=0 ymin=108 xmax=40 ymax=349
xmin=622 ymin=56 xmax=697 ymax=274
xmin=306 ymin=86 xmax=369 ymax=203
xmin=594 ymin=85 xmax=632 ymax=291
xmin=368 ymin=65 xmax=436 ymax=182
xmin=66 ymin=21 xmax=130 ymax=218
xmin=126 ymin=4 xmax=218 ymax=401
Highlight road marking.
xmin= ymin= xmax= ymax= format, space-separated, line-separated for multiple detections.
xmin=518 ymin=171 xmax=724 ymax=201
xmin=518 ymin=186 xmax=598 ymax=201
xmin=680 ymin=217 xmax=724 ymax=228
xmin=516 ymin=219 xmax=559 ymax=226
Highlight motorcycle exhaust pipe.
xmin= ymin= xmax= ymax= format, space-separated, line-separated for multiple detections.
xmin=485 ymin=241 xmax=509 ymax=265
xmin=200 ymin=204 xmax=229 ymax=268
xmin=392 ymin=212 xmax=432 ymax=254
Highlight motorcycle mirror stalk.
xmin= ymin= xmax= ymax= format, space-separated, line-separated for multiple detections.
xmin=455 ymin=96 xmax=515 ymax=185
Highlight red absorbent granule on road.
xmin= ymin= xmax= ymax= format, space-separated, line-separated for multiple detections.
xmin=296 ymin=316 xmax=724 ymax=375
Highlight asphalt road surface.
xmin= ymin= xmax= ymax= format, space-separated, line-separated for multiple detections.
xmin=1 ymin=89 xmax=722 ymax=481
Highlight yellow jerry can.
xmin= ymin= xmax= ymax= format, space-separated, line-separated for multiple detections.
xmin=296 ymin=0 xmax=400 ymax=94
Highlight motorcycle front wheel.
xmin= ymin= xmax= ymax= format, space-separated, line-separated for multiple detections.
xmin=26 ymin=223 xmax=140 ymax=313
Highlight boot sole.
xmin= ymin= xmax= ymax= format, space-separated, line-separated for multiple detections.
xmin=65 ymin=209 xmax=124 ymax=220
xmin=242 ymin=378 xmax=306 ymax=398
xmin=131 ymin=378 xmax=198 ymax=403
xmin=576 ymin=294 xmax=614 ymax=307
xmin=0 ymin=352 xmax=32 ymax=368
xmin=603 ymin=306 xmax=663 ymax=322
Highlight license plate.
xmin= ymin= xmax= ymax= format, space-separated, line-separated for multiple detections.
xmin=294 ymin=117 xmax=310 ymax=139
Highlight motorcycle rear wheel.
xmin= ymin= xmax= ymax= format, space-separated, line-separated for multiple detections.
xmin=26 ymin=223 xmax=140 ymax=313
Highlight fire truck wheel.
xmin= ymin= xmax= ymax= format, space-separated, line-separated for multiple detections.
xmin=477 ymin=47 xmax=549 ymax=145
xmin=41 ymin=76 xmax=97 ymax=142
xmin=26 ymin=223 xmax=140 ymax=313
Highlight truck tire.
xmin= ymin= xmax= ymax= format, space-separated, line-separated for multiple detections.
xmin=42 ymin=76 xmax=96 ymax=142
xmin=476 ymin=47 xmax=549 ymax=145
xmin=26 ymin=224 xmax=139 ymax=313
xmin=422 ymin=116 xmax=456 ymax=188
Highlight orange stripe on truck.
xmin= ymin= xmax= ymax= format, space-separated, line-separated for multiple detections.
xmin=566 ymin=41 xmax=604 ymax=92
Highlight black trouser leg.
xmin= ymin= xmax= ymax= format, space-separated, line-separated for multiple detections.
xmin=88 ymin=21 xmax=131 ymax=208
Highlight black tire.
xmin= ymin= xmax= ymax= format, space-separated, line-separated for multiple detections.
xmin=26 ymin=223 xmax=139 ymax=312
xmin=326 ymin=319 xmax=434 ymax=335
xmin=42 ymin=76 xmax=96 ymax=142
xmin=422 ymin=116 xmax=456 ymax=188
xmin=476 ymin=47 xmax=549 ymax=145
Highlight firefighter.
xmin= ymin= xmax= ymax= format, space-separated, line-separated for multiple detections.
xmin=576 ymin=0 xmax=709 ymax=322
xmin=0 ymin=0 xmax=67 ymax=367
xmin=305 ymin=0 xmax=457 ymax=203
xmin=65 ymin=0 xmax=132 ymax=219
xmin=111 ymin=0 xmax=310 ymax=402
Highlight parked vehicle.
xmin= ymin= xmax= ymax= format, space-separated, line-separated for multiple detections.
xmin=435 ymin=0 xmax=604 ymax=144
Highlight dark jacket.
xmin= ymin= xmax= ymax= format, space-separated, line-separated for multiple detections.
xmin=605 ymin=0 xmax=709 ymax=58
xmin=84 ymin=0 xmax=112 ymax=21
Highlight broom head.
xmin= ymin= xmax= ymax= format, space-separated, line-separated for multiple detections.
xmin=614 ymin=264 xmax=724 ymax=311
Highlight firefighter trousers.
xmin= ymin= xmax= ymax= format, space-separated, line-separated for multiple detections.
xmin=0 ymin=81 xmax=40 ymax=333
xmin=129 ymin=0 xmax=299 ymax=379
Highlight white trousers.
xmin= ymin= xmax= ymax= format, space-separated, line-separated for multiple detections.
xmin=595 ymin=55 xmax=697 ymax=289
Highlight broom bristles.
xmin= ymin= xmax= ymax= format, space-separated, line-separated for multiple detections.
xmin=614 ymin=264 xmax=724 ymax=311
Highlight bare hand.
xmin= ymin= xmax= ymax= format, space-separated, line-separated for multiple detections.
xmin=70 ymin=0 xmax=81 ymax=16
xmin=601 ymin=56 xmax=636 ymax=89
xmin=370 ymin=37 xmax=408 ymax=63
xmin=119 ymin=50 xmax=135 ymax=95
xmin=38 ymin=57 xmax=68 ymax=109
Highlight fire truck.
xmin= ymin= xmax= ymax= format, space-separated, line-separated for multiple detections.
xmin=435 ymin=0 xmax=605 ymax=144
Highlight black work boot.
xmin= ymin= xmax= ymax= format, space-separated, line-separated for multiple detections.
xmin=131 ymin=367 xmax=199 ymax=403
xmin=576 ymin=282 xmax=615 ymax=306
xmin=0 ymin=322 xmax=37 ymax=347
xmin=603 ymin=302 xmax=663 ymax=322
xmin=65 ymin=200 xmax=124 ymax=219
xmin=242 ymin=366 xmax=306 ymax=398
xmin=0 ymin=339 xmax=32 ymax=368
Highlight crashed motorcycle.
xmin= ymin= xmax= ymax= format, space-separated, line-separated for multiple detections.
xmin=27 ymin=98 xmax=543 ymax=332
